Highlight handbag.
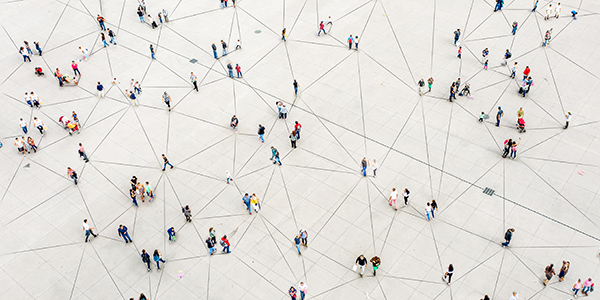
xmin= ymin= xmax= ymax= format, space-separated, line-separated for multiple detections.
xmin=352 ymin=264 xmax=358 ymax=271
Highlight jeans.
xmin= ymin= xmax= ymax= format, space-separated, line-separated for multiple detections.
xmin=502 ymin=239 xmax=510 ymax=247
xmin=85 ymin=229 xmax=96 ymax=242
xmin=228 ymin=70 xmax=233 ymax=77
xmin=496 ymin=119 xmax=500 ymax=126
xmin=259 ymin=134 xmax=264 ymax=142
xmin=37 ymin=125 xmax=44 ymax=134
xmin=27 ymin=100 xmax=32 ymax=107
xmin=494 ymin=3 xmax=502 ymax=11
xmin=134 ymin=87 xmax=141 ymax=94
xmin=237 ymin=71 xmax=242 ymax=77
xmin=70 ymin=175 xmax=78 ymax=184
xmin=168 ymin=232 xmax=175 ymax=240
xmin=122 ymin=232 xmax=132 ymax=242
xmin=373 ymin=168 xmax=377 ymax=177
xmin=318 ymin=29 xmax=326 ymax=35
xmin=454 ymin=38 xmax=458 ymax=45
xmin=145 ymin=260 xmax=151 ymax=270
xmin=27 ymin=48 xmax=33 ymax=55
xmin=103 ymin=40 xmax=108 ymax=47
xmin=223 ymin=49 xmax=227 ymax=56
xmin=582 ymin=286 xmax=591 ymax=293
xmin=295 ymin=244 xmax=301 ymax=254
xmin=362 ymin=166 xmax=366 ymax=176
xmin=78 ymin=151 xmax=88 ymax=162
xmin=222 ymin=246 xmax=230 ymax=253
xmin=573 ymin=288 xmax=580 ymax=296
xmin=151 ymin=52 xmax=155 ymax=59
xmin=512 ymin=28 xmax=517 ymax=35
xmin=246 ymin=202 xmax=252 ymax=213
xmin=431 ymin=209 xmax=435 ymax=218
xmin=132 ymin=196 xmax=138 ymax=206
xmin=209 ymin=247 xmax=216 ymax=255
xmin=296 ymin=130 xmax=300 ymax=139
xmin=273 ymin=156 xmax=282 ymax=165
xmin=426 ymin=211 xmax=430 ymax=221
xmin=221 ymin=2 xmax=225 ymax=8
xmin=294 ymin=87 xmax=298 ymax=95
xmin=110 ymin=37 xmax=116 ymax=44
xmin=213 ymin=50 xmax=218 ymax=58
xmin=163 ymin=162 xmax=173 ymax=170
xmin=139 ymin=16 xmax=144 ymax=22
xmin=23 ymin=55 xmax=31 ymax=62
xmin=355 ymin=43 xmax=358 ymax=49
xmin=282 ymin=34 xmax=286 ymax=41
xmin=74 ymin=68 xmax=81 ymax=76
xmin=99 ymin=22 xmax=106 ymax=30
xmin=510 ymin=149 xmax=516 ymax=158
xmin=37 ymin=48 xmax=42 ymax=56
xmin=155 ymin=258 xmax=165 ymax=268
xmin=300 ymin=291 xmax=305 ymax=300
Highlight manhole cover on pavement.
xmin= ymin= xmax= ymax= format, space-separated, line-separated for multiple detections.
xmin=255 ymin=30 xmax=261 ymax=34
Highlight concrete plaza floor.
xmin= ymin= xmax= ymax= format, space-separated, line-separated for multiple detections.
xmin=1 ymin=0 xmax=600 ymax=299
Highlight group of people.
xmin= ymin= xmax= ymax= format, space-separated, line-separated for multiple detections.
xmin=129 ymin=176 xmax=155 ymax=207
xmin=19 ymin=40 xmax=42 ymax=62
xmin=13 ymin=117 xmax=45 ymax=155
xmin=241 ymin=193 xmax=262 ymax=214
xmin=543 ymin=261 xmax=594 ymax=297
xmin=205 ymin=228 xmax=231 ymax=255
xmin=136 ymin=2 xmax=168 ymax=27
xmin=353 ymin=254 xmax=381 ymax=278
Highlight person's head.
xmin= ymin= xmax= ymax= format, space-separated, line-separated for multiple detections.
xmin=98 ymin=81 xmax=101 ymax=84
xmin=185 ymin=205 xmax=189 ymax=209
xmin=568 ymin=111 xmax=572 ymax=115
xmin=514 ymin=62 xmax=517 ymax=65
xmin=512 ymin=292 xmax=517 ymax=296
xmin=549 ymin=263 xmax=554 ymax=268
xmin=119 ymin=225 xmax=123 ymax=229
xmin=153 ymin=249 xmax=159 ymax=255
xmin=83 ymin=219 xmax=87 ymax=223
xmin=510 ymin=228 xmax=515 ymax=232
xmin=162 ymin=154 xmax=166 ymax=157
xmin=245 ymin=193 xmax=248 ymax=196
xmin=34 ymin=117 xmax=38 ymax=120
xmin=427 ymin=202 xmax=430 ymax=206
xmin=68 ymin=167 xmax=72 ymax=170
xmin=355 ymin=36 xmax=358 ymax=38
xmin=432 ymin=199 xmax=437 ymax=204
xmin=577 ymin=278 xmax=581 ymax=282
xmin=209 ymin=227 xmax=213 ymax=232
xmin=252 ymin=193 xmax=256 ymax=196
xmin=258 ymin=124 xmax=262 ymax=127
xmin=392 ymin=188 xmax=395 ymax=191
xmin=498 ymin=106 xmax=501 ymax=110
xmin=270 ymin=146 xmax=274 ymax=149
xmin=223 ymin=235 xmax=227 ymax=239
xmin=359 ymin=254 xmax=364 ymax=258
xmin=448 ymin=264 xmax=453 ymax=270
xmin=170 ymin=227 xmax=174 ymax=231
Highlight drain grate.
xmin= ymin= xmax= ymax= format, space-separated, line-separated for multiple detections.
xmin=189 ymin=58 xmax=198 ymax=63
xmin=483 ymin=187 xmax=495 ymax=196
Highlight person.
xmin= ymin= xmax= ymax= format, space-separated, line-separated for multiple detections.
xmin=481 ymin=295 xmax=490 ymax=300
xmin=502 ymin=49 xmax=511 ymax=66
xmin=372 ymin=159 xmax=378 ymax=177
xmin=242 ymin=193 xmax=252 ymax=214
xmin=101 ymin=32 xmax=109 ymax=47
xmin=543 ymin=263 xmax=555 ymax=285
xmin=298 ymin=282 xmax=307 ymax=300
xmin=293 ymin=80 xmax=299 ymax=95
xmin=20 ymin=47 xmax=31 ymax=62
xmin=97 ymin=82 xmax=104 ymax=97
xmin=182 ymin=205 xmax=192 ymax=222
xmin=460 ymin=83 xmax=471 ymax=99
xmin=221 ymin=40 xmax=227 ymax=56
xmin=532 ymin=0 xmax=538 ymax=12
xmin=290 ymin=131 xmax=297 ymax=148
xmin=431 ymin=200 xmax=438 ymax=217
xmin=370 ymin=256 xmax=381 ymax=276
xmin=258 ymin=124 xmax=265 ymax=143
xmin=190 ymin=72 xmax=198 ymax=91
xmin=443 ymin=264 xmax=454 ymax=284
xmin=511 ymin=21 xmax=518 ymax=35
xmin=79 ymin=46 xmax=89 ymax=60
xmin=162 ymin=154 xmax=173 ymax=170
xmin=83 ymin=219 xmax=97 ymax=242
xmin=236 ymin=39 xmax=241 ymax=50
xmin=361 ymin=157 xmax=368 ymax=176
xmin=209 ymin=227 xmax=217 ymax=244
xmin=145 ymin=181 xmax=154 ymax=201
xmin=479 ymin=112 xmax=485 ymax=122
xmin=299 ymin=229 xmax=308 ymax=246
xmin=481 ymin=47 xmax=489 ymax=62
xmin=403 ymin=188 xmax=410 ymax=206
xmin=67 ymin=167 xmax=78 ymax=185
xmin=418 ymin=78 xmax=425 ymax=95
xmin=141 ymin=249 xmax=151 ymax=271
xmin=510 ymin=62 xmax=517 ymax=78
xmin=118 ymin=225 xmax=132 ymax=243
xmin=484 ymin=60 xmax=488 ymax=70
xmin=354 ymin=36 xmax=359 ymax=49
xmin=162 ymin=92 xmax=172 ymax=111
xmin=564 ymin=111 xmax=572 ymax=129
xmin=158 ymin=11 xmax=163 ymax=23
xmin=136 ymin=182 xmax=145 ymax=202
xmin=294 ymin=235 xmax=302 ymax=254
xmin=230 ymin=115 xmax=238 ymax=131
xmin=502 ymin=139 xmax=513 ymax=158
xmin=545 ymin=4 xmax=553 ymax=20
xmin=235 ymin=64 xmax=242 ymax=78
xmin=139 ymin=293 xmax=148 ymax=300
xmin=326 ymin=16 xmax=333 ymax=26
xmin=510 ymin=138 xmax=521 ymax=159
xmin=282 ymin=28 xmax=287 ymax=41
xmin=251 ymin=193 xmax=261 ymax=213
xmin=355 ymin=255 xmax=368 ymax=278
xmin=280 ymin=105 xmax=288 ymax=119
xmin=220 ymin=235 xmax=231 ymax=253
xmin=212 ymin=43 xmax=218 ymax=58
xmin=571 ymin=10 xmax=578 ymax=20
xmin=348 ymin=35 xmax=353 ymax=49
xmin=33 ymin=117 xmax=45 ymax=134
xmin=153 ymin=249 xmax=166 ymax=269
xmin=35 ymin=41 xmax=42 ymax=56
xmin=78 ymin=143 xmax=89 ymax=162
xmin=558 ymin=261 xmax=569 ymax=282
xmin=206 ymin=237 xmax=216 ymax=255
xmin=148 ymin=14 xmax=157 ymax=29
xmin=425 ymin=202 xmax=432 ymax=221
xmin=449 ymin=83 xmax=456 ymax=102
xmin=496 ymin=106 xmax=504 ymax=126
xmin=389 ymin=188 xmax=398 ymax=210
xmin=453 ymin=29 xmax=460 ymax=45
xmin=150 ymin=44 xmax=155 ymax=59
xmin=289 ymin=286 xmax=297 ymax=300
xmin=427 ymin=77 xmax=434 ymax=92
xmin=227 ymin=62 xmax=233 ymax=78
xmin=582 ymin=278 xmax=593 ymax=296
xmin=14 ymin=138 xmax=27 ymax=155
xmin=27 ymin=137 xmax=37 ymax=153
xmin=71 ymin=61 xmax=81 ymax=76
xmin=226 ymin=170 xmax=232 ymax=184
xmin=167 ymin=227 xmax=176 ymax=241
xmin=572 ymin=279 xmax=582 ymax=296
xmin=501 ymin=228 xmax=514 ymax=247
xmin=108 ymin=28 xmax=117 ymax=45
xmin=130 ymin=188 xmax=138 ymax=207
xmin=509 ymin=291 xmax=518 ymax=300
xmin=134 ymin=81 xmax=142 ymax=94
xmin=318 ymin=21 xmax=326 ymax=36
xmin=271 ymin=146 xmax=282 ymax=165
xmin=494 ymin=0 xmax=503 ymax=11
xmin=457 ymin=46 xmax=462 ymax=59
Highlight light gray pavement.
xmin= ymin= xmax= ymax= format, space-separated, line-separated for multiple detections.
xmin=1 ymin=0 xmax=600 ymax=299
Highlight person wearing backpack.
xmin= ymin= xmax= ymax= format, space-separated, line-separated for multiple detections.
xmin=206 ymin=237 xmax=216 ymax=255
xmin=220 ymin=235 xmax=231 ymax=253
xmin=502 ymin=49 xmax=511 ymax=65
xmin=258 ymin=124 xmax=265 ymax=143
xmin=141 ymin=249 xmax=151 ymax=271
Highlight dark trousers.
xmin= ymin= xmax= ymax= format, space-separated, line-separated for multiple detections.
xmin=193 ymin=81 xmax=198 ymax=91
xmin=121 ymin=232 xmax=132 ymax=242
xmin=291 ymin=140 xmax=296 ymax=148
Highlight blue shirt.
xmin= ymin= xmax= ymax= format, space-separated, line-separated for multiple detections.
xmin=97 ymin=84 xmax=103 ymax=91
xmin=294 ymin=237 xmax=301 ymax=245
xmin=130 ymin=93 xmax=136 ymax=100
xmin=242 ymin=195 xmax=250 ymax=205
xmin=497 ymin=110 xmax=504 ymax=118
xmin=118 ymin=226 xmax=128 ymax=236
xmin=167 ymin=228 xmax=175 ymax=234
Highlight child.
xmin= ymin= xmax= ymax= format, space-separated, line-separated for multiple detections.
xmin=145 ymin=181 xmax=154 ymax=201
xmin=484 ymin=60 xmax=488 ymax=70
xmin=479 ymin=112 xmax=485 ymax=122
xmin=226 ymin=170 xmax=233 ymax=184
xmin=457 ymin=46 xmax=462 ymax=59
xmin=251 ymin=193 xmax=261 ymax=213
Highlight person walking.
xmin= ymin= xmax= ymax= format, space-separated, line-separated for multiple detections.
xmin=443 ymin=264 xmax=454 ymax=284
xmin=418 ymin=78 xmax=425 ymax=95
xmin=212 ymin=43 xmax=218 ymax=58
xmin=167 ymin=227 xmax=176 ymax=241
xmin=354 ymin=36 xmax=359 ymax=49
xmin=271 ymin=146 xmax=282 ymax=165
xmin=221 ymin=40 xmax=227 ymax=56
xmin=150 ymin=44 xmax=155 ymax=59
xmin=389 ymin=188 xmax=398 ymax=210
xmin=502 ymin=49 xmax=511 ymax=65
xmin=501 ymin=228 xmax=515 ymax=247
xmin=289 ymin=286 xmax=297 ymax=300
xmin=83 ymin=219 xmax=97 ymax=242
xmin=372 ymin=159 xmax=378 ymax=177
xmin=19 ymin=118 xmax=28 ymax=134
xmin=108 ymin=28 xmax=117 ymax=45
xmin=145 ymin=181 xmax=154 ymax=201
xmin=510 ymin=138 xmax=520 ymax=159
xmin=509 ymin=291 xmax=518 ymax=300
xmin=427 ymin=77 xmax=434 ymax=92
xmin=242 ymin=193 xmax=252 ymax=214
xmin=141 ymin=249 xmax=151 ymax=271
xmin=235 ymin=64 xmax=242 ymax=78
xmin=370 ymin=256 xmax=381 ymax=276
xmin=582 ymin=278 xmax=593 ymax=296
xmin=14 ymin=138 xmax=27 ymax=155
xmin=564 ymin=111 xmax=572 ymax=129
xmin=209 ymin=227 xmax=217 ymax=244
xmin=230 ymin=115 xmax=239 ymax=131
xmin=543 ymin=263 xmax=555 ymax=285
xmin=190 ymin=72 xmax=198 ymax=91
xmin=27 ymin=137 xmax=37 ymax=153
xmin=511 ymin=21 xmax=518 ymax=35
xmin=289 ymin=131 xmax=297 ymax=148
xmin=298 ymin=282 xmax=307 ymax=300
xmin=67 ymin=167 xmax=78 ymax=185
xmin=361 ymin=157 xmax=368 ymax=176
xmin=355 ymin=255 xmax=368 ymax=278
xmin=299 ymin=229 xmax=308 ymax=247
xmin=258 ymin=124 xmax=265 ymax=143
xmin=494 ymin=0 xmax=503 ymax=11
xmin=532 ymin=0 xmax=538 ymax=12
xmin=496 ymin=106 xmax=504 ymax=126
xmin=482 ymin=47 xmax=489 ymax=62
xmin=280 ymin=105 xmax=288 ymax=119
xmin=293 ymin=235 xmax=302 ymax=254
xmin=162 ymin=92 xmax=172 ymax=111
xmin=97 ymin=82 xmax=104 ymax=97
xmin=348 ymin=35 xmax=353 ymax=49
xmin=153 ymin=249 xmax=166 ymax=269
xmin=35 ymin=41 xmax=42 ymax=56
xmin=162 ymin=154 xmax=173 ymax=170
xmin=403 ymin=188 xmax=410 ymax=206
xmin=33 ymin=117 xmax=45 ymax=134
xmin=72 ymin=61 xmax=81 ymax=76
xmin=137 ymin=9 xmax=145 ymax=22
xmin=182 ymin=205 xmax=192 ymax=222
xmin=457 ymin=46 xmax=462 ymax=59
xmin=79 ymin=46 xmax=89 ymax=61
xmin=318 ymin=21 xmax=326 ymax=36
xmin=453 ymin=29 xmax=460 ymax=45
xmin=555 ymin=3 xmax=561 ymax=18
xmin=510 ymin=62 xmax=517 ymax=78
xmin=293 ymin=80 xmax=299 ymax=95
xmin=130 ymin=188 xmax=138 ymax=207
xmin=220 ymin=235 xmax=231 ymax=253
xmin=558 ymin=261 xmax=569 ymax=282
xmin=20 ymin=47 xmax=31 ymax=62
xmin=78 ymin=143 xmax=90 ymax=162
xmin=449 ymin=83 xmax=456 ymax=102
xmin=226 ymin=170 xmax=232 ymax=184
xmin=545 ymin=4 xmax=553 ymax=20
xmin=129 ymin=91 xmax=139 ymax=106
xmin=431 ymin=199 xmax=438 ymax=217
xmin=425 ymin=202 xmax=432 ymax=221
xmin=572 ymin=279 xmax=582 ymax=296
xmin=118 ymin=225 xmax=133 ymax=243
xmin=148 ymin=15 xmax=158 ymax=29
xmin=282 ymin=28 xmax=287 ymax=41
xmin=101 ymin=33 xmax=109 ymax=47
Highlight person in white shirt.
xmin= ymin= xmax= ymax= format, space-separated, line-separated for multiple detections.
xmin=425 ymin=202 xmax=432 ymax=221
xmin=326 ymin=16 xmax=333 ymax=26
xmin=545 ymin=4 xmax=552 ymax=20
xmin=555 ymin=3 xmax=561 ymax=18
xmin=19 ymin=118 xmax=28 ymax=134
xmin=372 ymin=159 xmax=378 ymax=177
xmin=298 ymin=282 xmax=308 ymax=300
xmin=388 ymin=188 xmax=399 ymax=210
xmin=30 ymin=92 xmax=40 ymax=108
xmin=509 ymin=291 xmax=518 ymax=300
xmin=14 ymin=137 xmax=27 ymax=154
xmin=33 ymin=117 xmax=45 ymax=134
xmin=82 ymin=219 xmax=97 ymax=242
xmin=564 ymin=111 xmax=572 ymax=129
xmin=25 ymin=92 xmax=32 ymax=107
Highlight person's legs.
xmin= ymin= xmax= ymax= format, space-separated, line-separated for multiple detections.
xmin=359 ymin=265 xmax=365 ymax=276
xmin=37 ymin=126 xmax=43 ymax=134
xmin=125 ymin=233 xmax=132 ymax=242
xmin=294 ymin=87 xmax=298 ymax=95
xmin=213 ymin=50 xmax=217 ymax=58
xmin=247 ymin=203 xmax=252 ymax=214
xmin=431 ymin=209 xmax=435 ymax=218
xmin=300 ymin=291 xmax=305 ymax=300
xmin=85 ymin=231 xmax=90 ymax=242
xmin=168 ymin=232 xmax=173 ymax=240
xmin=71 ymin=175 xmax=78 ymax=184
xmin=146 ymin=261 xmax=151 ymax=270
xmin=296 ymin=244 xmax=301 ymax=254
xmin=427 ymin=211 xmax=430 ymax=221
xmin=362 ymin=166 xmax=366 ymax=176
xmin=260 ymin=134 xmax=264 ymax=142
xmin=103 ymin=40 xmax=108 ymax=47
xmin=448 ymin=273 xmax=452 ymax=283
xmin=393 ymin=198 xmax=397 ymax=210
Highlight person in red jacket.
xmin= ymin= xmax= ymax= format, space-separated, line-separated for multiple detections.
xmin=522 ymin=66 xmax=531 ymax=81
xmin=294 ymin=121 xmax=302 ymax=139
xmin=220 ymin=235 xmax=231 ymax=253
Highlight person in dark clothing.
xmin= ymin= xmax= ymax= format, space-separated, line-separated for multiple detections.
xmin=355 ymin=255 xmax=368 ymax=277
xmin=162 ymin=154 xmax=173 ymax=171
xmin=501 ymin=228 xmax=514 ymax=247
xmin=141 ymin=249 xmax=151 ymax=271
xmin=182 ymin=205 xmax=192 ymax=222
xmin=258 ymin=124 xmax=265 ymax=143
xmin=118 ymin=225 xmax=133 ymax=243
xmin=167 ymin=227 xmax=176 ymax=241
xmin=212 ymin=43 xmax=218 ymax=59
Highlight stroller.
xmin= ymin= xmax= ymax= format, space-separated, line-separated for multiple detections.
xmin=517 ymin=117 xmax=526 ymax=133
xmin=59 ymin=116 xmax=80 ymax=135
xmin=34 ymin=66 xmax=44 ymax=76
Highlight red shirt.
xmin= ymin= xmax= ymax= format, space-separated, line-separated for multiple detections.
xmin=523 ymin=68 xmax=530 ymax=75
xmin=235 ymin=65 xmax=241 ymax=72
xmin=320 ymin=23 xmax=324 ymax=29
xmin=294 ymin=123 xmax=301 ymax=131
xmin=72 ymin=63 xmax=78 ymax=70
xmin=221 ymin=237 xmax=230 ymax=246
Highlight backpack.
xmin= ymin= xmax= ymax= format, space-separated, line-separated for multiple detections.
xmin=220 ymin=239 xmax=226 ymax=247
xmin=506 ymin=52 xmax=512 ymax=58
xmin=141 ymin=254 xmax=149 ymax=263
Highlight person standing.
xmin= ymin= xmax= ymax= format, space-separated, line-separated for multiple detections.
xmin=501 ymin=228 xmax=515 ymax=247
xmin=27 ymin=137 xmax=37 ymax=153
xmin=457 ymin=46 xmax=462 ymax=59
xmin=360 ymin=157 xmax=368 ymax=176
xmin=242 ymin=193 xmax=252 ymax=214
xmin=572 ymin=279 xmax=582 ymax=296
xmin=418 ymin=78 xmax=425 ymax=95
xmin=108 ymin=28 xmax=117 ymax=45
xmin=558 ymin=261 xmax=569 ymax=282
xmin=209 ymin=227 xmax=217 ymax=244
xmin=318 ymin=21 xmax=326 ymax=36
xmin=425 ymin=202 xmax=432 ymax=221
xmin=510 ymin=62 xmax=517 ymax=78
xmin=282 ymin=28 xmax=287 ymax=41
xmin=294 ymin=235 xmax=302 ymax=254
xmin=129 ymin=91 xmax=139 ymax=106
xmin=496 ymin=106 xmax=504 ymax=126
xmin=509 ymin=291 xmax=518 ymax=300
xmin=35 ymin=41 xmax=42 ymax=56
xmin=221 ymin=40 xmax=227 ymax=56
xmin=97 ymin=82 xmax=104 ymax=98
xmin=299 ymin=229 xmax=308 ymax=247
xmin=78 ymin=143 xmax=89 ymax=162
xmin=236 ymin=39 xmax=241 ymax=49
xmin=19 ymin=118 xmax=28 ymax=134
xmin=230 ymin=115 xmax=238 ymax=131
xmin=289 ymin=131 xmax=297 ymax=148
xmin=510 ymin=138 xmax=521 ymax=159
xmin=130 ymin=188 xmax=138 ymax=207
xmin=33 ymin=117 xmax=45 ymax=134
xmin=20 ymin=47 xmax=31 ymax=62
xmin=167 ymin=227 xmax=176 ymax=241
xmin=235 ymin=64 xmax=242 ymax=78
xmin=293 ymin=80 xmax=299 ymax=95
xmin=162 ymin=92 xmax=172 ymax=111
xmin=370 ymin=256 xmax=381 ymax=276
xmin=453 ymin=29 xmax=460 ymax=45
xmin=555 ymin=3 xmax=562 ymax=17
xmin=227 ymin=62 xmax=233 ymax=78
xmin=372 ymin=159 xmax=378 ymax=177
xmin=355 ymin=255 xmax=367 ymax=278
xmin=145 ymin=182 xmax=154 ymax=201
xmin=545 ymin=4 xmax=553 ymax=20
xmin=449 ymin=83 xmax=456 ymax=102
xmin=494 ymin=0 xmax=503 ymax=11
xmin=162 ymin=154 xmax=173 ymax=170
xmin=523 ymin=66 xmax=531 ymax=80
xmin=118 ymin=225 xmax=133 ymax=243
xmin=431 ymin=200 xmax=438 ymax=217
xmin=532 ymin=0 xmax=538 ymax=12
xmin=564 ymin=111 xmax=572 ymax=129
xmin=582 ymin=278 xmax=593 ymax=296
xmin=482 ymin=48 xmax=489 ymax=62
xmin=182 ymin=205 xmax=192 ymax=222
xmin=289 ymin=286 xmax=297 ymax=300
xmin=348 ymin=35 xmax=353 ymax=49
xmin=83 ymin=219 xmax=97 ymax=242
xmin=137 ymin=9 xmax=145 ymax=22
xmin=141 ymin=249 xmax=151 ymax=271
xmin=258 ymin=124 xmax=265 ymax=143
xmin=226 ymin=170 xmax=232 ymax=184
xmin=511 ymin=21 xmax=518 ymax=35
xmin=354 ymin=36 xmax=359 ymax=50
xmin=543 ymin=264 xmax=555 ymax=285
xmin=150 ymin=44 xmax=155 ymax=59
xmin=153 ymin=250 xmax=166 ymax=269
xmin=443 ymin=264 xmax=454 ymax=284
xmin=298 ymin=282 xmax=307 ymax=300
xmin=72 ymin=61 xmax=81 ymax=76
xmin=389 ymin=188 xmax=398 ymax=210
xmin=190 ymin=72 xmax=198 ymax=91
xmin=14 ymin=138 xmax=27 ymax=155
xmin=212 ymin=43 xmax=218 ymax=58
xmin=403 ymin=188 xmax=410 ymax=206
xmin=148 ymin=14 xmax=158 ymax=29
xmin=502 ymin=49 xmax=511 ymax=65
xmin=220 ymin=235 xmax=231 ymax=253
xmin=427 ymin=77 xmax=434 ymax=92
xmin=67 ymin=167 xmax=78 ymax=185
